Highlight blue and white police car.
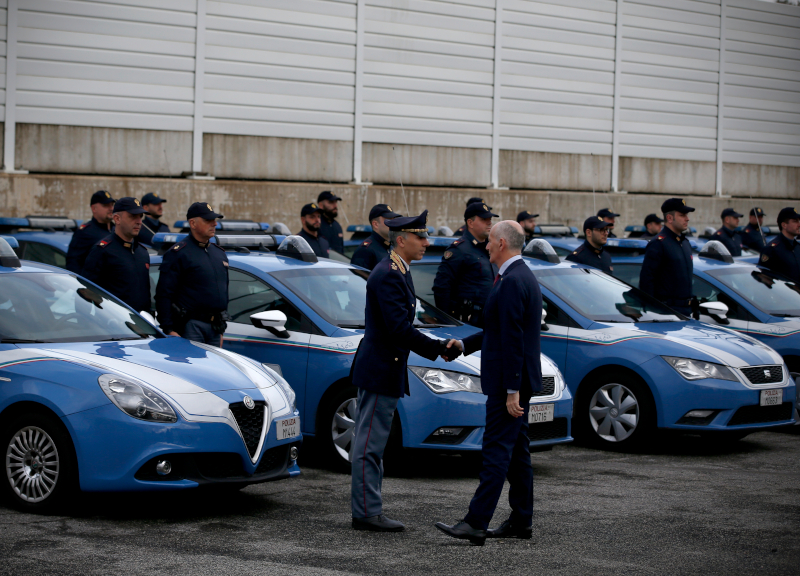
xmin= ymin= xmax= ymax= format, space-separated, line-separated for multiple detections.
xmin=0 ymin=237 xmax=301 ymax=512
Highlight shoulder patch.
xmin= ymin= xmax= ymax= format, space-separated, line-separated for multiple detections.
xmin=99 ymin=240 xmax=108 ymax=247
xmin=444 ymin=251 xmax=453 ymax=259
xmin=762 ymin=254 xmax=769 ymax=262
xmin=212 ymin=242 xmax=225 ymax=251
xmin=172 ymin=241 xmax=186 ymax=251
xmin=362 ymin=240 xmax=371 ymax=247
xmin=770 ymin=242 xmax=778 ymax=247
xmin=79 ymin=222 xmax=89 ymax=229
xmin=657 ymin=235 xmax=665 ymax=241
xmin=715 ymin=231 xmax=721 ymax=235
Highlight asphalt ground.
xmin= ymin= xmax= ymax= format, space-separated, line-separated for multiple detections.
xmin=1 ymin=430 xmax=798 ymax=576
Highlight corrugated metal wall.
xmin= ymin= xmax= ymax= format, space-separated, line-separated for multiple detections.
xmin=0 ymin=0 xmax=7 ymax=122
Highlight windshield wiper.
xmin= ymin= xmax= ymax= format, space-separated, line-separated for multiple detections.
xmin=0 ymin=338 xmax=50 ymax=343
xmin=338 ymin=324 xmax=365 ymax=329
xmin=592 ymin=319 xmax=631 ymax=323
xmin=95 ymin=336 xmax=144 ymax=342
xmin=414 ymin=323 xmax=455 ymax=328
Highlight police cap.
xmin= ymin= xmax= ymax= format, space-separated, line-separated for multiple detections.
xmin=90 ymin=190 xmax=115 ymax=205
xmin=141 ymin=192 xmax=166 ymax=205
xmin=644 ymin=213 xmax=663 ymax=226
xmin=466 ymin=197 xmax=484 ymax=207
xmin=777 ymin=207 xmax=800 ymax=225
xmin=661 ymin=198 xmax=695 ymax=214
xmin=113 ymin=197 xmax=147 ymax=215
xmin=465 ymin=203 xmax=498 ymax=220
xmin=721 ymin=208 xmax=743 ymax=219
xmin=187 ymin=202 xmax=224 ymax=220
xmin=386 ymin=210 xmax=429 ymax=238
xmin=583 ymin=216 xmax=611 ymax=233
xmin=317 ymin=190 xmax=342 ymax=203
xmin=597 ymin=208 xmax=620 ymax=219
xmin=750 ymin=207 xmax=765 ymax=217
xmin=368 ymin=203 xmax=401 ymax=222
xmin=301 ymin=203 xmax=324 ymax=217
xmin=517 ymin=210 xmax=539 ymax=222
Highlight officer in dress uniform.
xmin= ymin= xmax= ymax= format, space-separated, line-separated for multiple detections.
xmin=155 ymin=202 xmax=230 ymax=346
xmin=83 ymin=198 xmax=151 ymax=313
xmin=639 ymin=198 xmax=695 ymax=316
xmin=741 ymin=207 xmax=767 ymax=252
xmin=713 ymin=208 xmax=744 ymax=257
xmin=759 ymin=207 xmax=800 ymax=284
xmin=317 ymin=190 xmax=344 ymax=254
xmin=597 ymin=208 xmax=620 ymax=238
xmin=433 ymin=203 xmax=499 ymax=327
xmin=350 ymin=210 xmax=456 ymax=532
xmin=566 ymin=216 xmax=613 ymax=274
xmin=137 ymin=192 xmax=170 ymax=246
xmin=297 ymin=203 xmax=330 ymax=258
xmin=517 ymin=210 xmax=539 ymax=243
xmin=640 ymin=214 xmax=663 ymax=240
xmin=454 ymin=197 xmax=486 ymax=237
xmin=350 ymin=204 xmax=401 ymax=271
xmin=66 ymin=190 xmax=116 ymax=274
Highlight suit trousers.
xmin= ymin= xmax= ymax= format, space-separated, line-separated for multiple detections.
xmin=464 ymin=391 xmax=534 ymax=530
xmin=350 ymin=388 xmax=399 ymax=518
xmin=182 ymin=320 xmax=221 ymax=346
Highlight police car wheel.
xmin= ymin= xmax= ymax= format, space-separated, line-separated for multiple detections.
xmin=318 ymin=386 xmax=359 ymax=472
xmin=1 ymin=411 xmax=78 ymax=513
xmin=578 ymin=374 xmax=655 ymax=450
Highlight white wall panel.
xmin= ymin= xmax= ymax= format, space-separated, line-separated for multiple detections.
xmin=500 ymin=0 xmax=617 ymax=155
xmin=362 ymin=0 xmax=496 ymax=149
xmin=619 ymin=0 xmax=722 ymax=162
xmin=0 ymin=0 xmax=7 ymax=122
xmin=16 ymin=0 xmax=196 ymax=131
xmin=203 ymin=0 xmax=356 ymax=141
xmin=723 ymin=0 xmax=800 ymax=167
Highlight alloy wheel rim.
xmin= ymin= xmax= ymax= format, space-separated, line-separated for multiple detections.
xmin=6 ymin=426 xmax=60 ymax=503
xmin=588 ymin=384 xmax=640 ymax=442
xmin=331 ymin=398 xmax=357 ymax=461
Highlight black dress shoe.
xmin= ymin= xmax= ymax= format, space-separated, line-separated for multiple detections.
xmin=352 ymin=514 xmax=405 ymax=532
xmin=487 ymin=519 xmax=533 ymax=540
xmin=434 ymin=521 xmax=486 ymax=546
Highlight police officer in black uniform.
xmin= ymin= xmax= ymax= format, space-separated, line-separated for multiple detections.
xmin=297 ymin=203 xmax=330 ymax=258
xmin=566 ymin=216 xmax=613 ymax=274
xmin=155 ymin=202 xmax=229 ymax=346
xmin=759 ymin=207 xmax=800 ymax=284
xmin=454 ymin=197 xmax=486 ymax=237
xmin=317 ymin=190 xmax=344 ymax=254
xmin=83 ymin=197 xmax=151 ymax=313
xmin=66 ymin=190 xmax=116 ymax=274
xmin=517 ymin=210 xmax=539 ymax=243
xmin=640 ymin=214 xmax=663 ymax=240
xmin=597 ymin=208 xmax=620 ymax=238
xmin=639 ymin=198 xmax=695 ymax=316
xmin=741 ymin=207 xmax=767 ymax=252
xmin=350 ymin=203 xmax=401 ymax=270
xmin=433 ymin=202 xmax=499 ymax=327
xmin=713 ymin=208 xmax=743 ymax=257
xmin=138 ymin=192 xmax=170 ymax=246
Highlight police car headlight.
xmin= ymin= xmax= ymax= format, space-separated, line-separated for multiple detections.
xmin=98 ymin=374 xmax=177 ymax=423
xmin=662 ymin=357 xmax=738 ymax=382
xmin=409 ymin=367 xmax=482 ymax=394
xmin=263 ymin=364 xmax=296 ymax=412
xmin=554 ymin=368 xmax=566 ymax=392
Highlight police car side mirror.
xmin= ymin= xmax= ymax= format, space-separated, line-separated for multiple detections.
xmin=139 ymin=310 xmax=158 ymax=328
xmin=699 ymin=301 xmax=729 ymax=325
xmin=251 ymin=311 xmax=290 ymax=338
xmin=541 ymin=307 xmax=549 ymax=331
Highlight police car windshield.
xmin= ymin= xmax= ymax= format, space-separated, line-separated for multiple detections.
xmin=270 ymin=268 xmax=458 ymax=328
xmin=706 ymin=268 xmax=800 ymax=317
xmin=533 ymin=268 xmax=681 ymax=323
xmin=0 ymin=273 xmax=160 ymax=343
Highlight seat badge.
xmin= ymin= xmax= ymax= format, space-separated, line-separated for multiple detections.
xmin=243 ymin=396 xmax=255 ymax=410
xmin=764 ymin=369 xmax=771 ymax=379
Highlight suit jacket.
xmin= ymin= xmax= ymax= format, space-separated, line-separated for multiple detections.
xmin=462 ymin=259 xmax=543 ymax=396
xmin=351 ymin=251 xmax=443 ymax=398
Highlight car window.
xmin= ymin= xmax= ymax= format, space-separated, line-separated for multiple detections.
xmin=610 ymin=263 xmax=642 ymax=289
xmin=543 ymin=297 xmax=579 ymax=328
xmin=552 ymin=246 xmax=573 ymax=258
xmin=23 ymin=242 xmax=67 ymax=269
xmin=410 ymin=263 xmax=437 ymax=303
xmin=692 ymin=274 xmax=753 ymax=322
xmin=228 ymin=269 xmax=308 ymax=332
xmin=706 ymin=267 xmax=800 ymax=317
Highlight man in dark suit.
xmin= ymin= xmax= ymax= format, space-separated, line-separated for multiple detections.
xmin=350 ymin=210 xmax=457 ymax=533
xmin=435 ymin=220 xmax=542 ymax=546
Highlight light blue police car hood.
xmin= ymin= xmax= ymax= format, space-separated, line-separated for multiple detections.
xmin=587 ymin=321 xmax=784 ymax=368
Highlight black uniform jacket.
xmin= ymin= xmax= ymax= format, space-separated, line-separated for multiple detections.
xmin=760 ymin=234 xmax=800 ymax=283
xmin=137 ymin=216 xmax=170 ymax=246
xmin=713 ymin=226 xmax=743 ymax=256
xmin=298 ymin=229 xmax=330 ymax=258
xmin=741 ymin=225 xmax=766 ymax=252
xmin=155 ymin=234 xmax=229 ymax=333
xmin=639 ymin=226 xmax=694 ymax=307
xmin=350 ymin=230 xmax=391 ymax=271
xmin=565 ymin=240 xmax=613 ymax=274
xmin=351 ymin=251 xmax=443 ymax=398
xmin=66 ymin=218 xmax=113 ymax=274
xmin=319 ymin=214 xmax=343 ymax=254
xmin=432 ymin=230 xmax=497 ymax=315
xmin=83 ymin=233 xmax=151 ymax=313
xmin=462 ymin=259 xmax=542 ymax=396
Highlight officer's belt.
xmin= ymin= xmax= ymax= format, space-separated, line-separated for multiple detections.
xmin=186 ymin=311 xmax=224 ymax=323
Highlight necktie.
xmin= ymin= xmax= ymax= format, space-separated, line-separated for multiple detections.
xmin=494 ymin=274 xmax=500 ymax=285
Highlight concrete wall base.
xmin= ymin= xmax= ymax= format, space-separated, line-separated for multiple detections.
xmin=362 ymin=143 xmax=491 ymax=188
xmin=499 ymin=150 xmax=611 ymax=192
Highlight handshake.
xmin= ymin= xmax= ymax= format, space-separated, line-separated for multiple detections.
xmin=439 ymin=339 xmax=463 ymax=362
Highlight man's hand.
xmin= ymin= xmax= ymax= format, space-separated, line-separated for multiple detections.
xmin=506 ymin=391 xmax=524 ymax=418
xmin=167 ymin=331 xmax=180 ymax=337
xmin=441 ymin=339 xmax=463 ymax=362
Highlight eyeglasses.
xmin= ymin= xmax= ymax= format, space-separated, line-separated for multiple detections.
xmin=596 ymin=228 xmax=611 ymax=234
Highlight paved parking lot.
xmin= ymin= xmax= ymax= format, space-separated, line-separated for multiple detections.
xmin=1 ymin=430 xmax=798 ymax=576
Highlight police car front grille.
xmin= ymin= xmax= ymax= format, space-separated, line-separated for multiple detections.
xmin=740 ymin=365 xmax=783 ymax=385
xmin=527 ymin=418 xmax=568 ymax=442
xmin=229 ymin=401 xmax=266 ymax=458
xmin=532 ymin=377 xmax=556 ymax=397
xmin=254 ymin=445 xmax=288 ymax=476
xmin=727 ymin=403 xmax=792 ymax=426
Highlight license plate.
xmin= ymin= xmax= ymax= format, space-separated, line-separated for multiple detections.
xmin=760 ymin=389 xmax=782 ymax=407
xmin=277 ymin=417 xmax=300 ymax=440
xmin=528 ymin=403 xmax=554 ymax=424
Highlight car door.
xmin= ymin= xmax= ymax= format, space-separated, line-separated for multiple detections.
xmin=539 ymin=296 xmax=573 ymax=373
xmin=692 ymin=274 xmax=755 ymax=332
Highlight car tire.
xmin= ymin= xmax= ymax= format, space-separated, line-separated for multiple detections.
xmin=575 ymin=372 xmax=656 ymax=451
xmin=1 ymin=411 xmax=78 ymax=513
xmin=318 ymin=386 xmax=359 ymax=473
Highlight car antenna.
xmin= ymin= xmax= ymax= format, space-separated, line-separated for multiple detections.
xmin=591 ymin=153 xmax=596 ymax=214
xmin=392 ymin=146 xmax=410 ymax=215
xmin=749 ymin=191 xmax=767 ymax=247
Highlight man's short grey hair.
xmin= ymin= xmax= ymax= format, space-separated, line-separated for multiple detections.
xmin=493 ymin=221 xmax=524 ymax=253
xmin=388 ymin=230 xmax=407 ymax=247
